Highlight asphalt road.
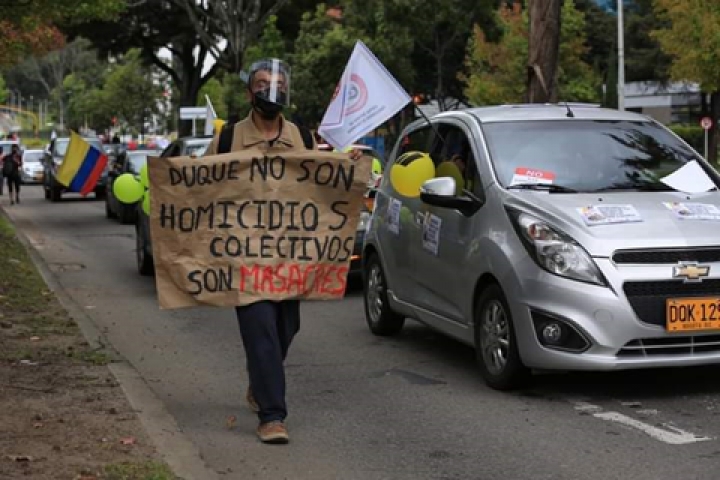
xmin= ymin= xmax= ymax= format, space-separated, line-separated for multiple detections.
xmin=6 ymin=185 xmax=720 ymax=480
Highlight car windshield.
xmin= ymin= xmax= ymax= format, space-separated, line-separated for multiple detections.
xmin=482 ymin=120 xmax=718 ymax=193
xmin=22 ymin=151 xmax=43 ymax=163
xmin=185 ymin=142 xmax=210 ymax=157
xmin=127 ymin=152 xmax=152 ymax=174
xmin=55 ymin=138 xmax=104 ymax=157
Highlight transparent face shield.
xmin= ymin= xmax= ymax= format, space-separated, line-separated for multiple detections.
xmin=245 ymin=58 xmax=291 ymax=108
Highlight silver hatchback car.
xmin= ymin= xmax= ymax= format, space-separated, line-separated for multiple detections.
xmin=362 ymin=104 xmax=720 ymax=390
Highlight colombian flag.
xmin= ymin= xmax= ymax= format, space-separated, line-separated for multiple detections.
xmin=56 ymin=132 xmax=108 ymax=196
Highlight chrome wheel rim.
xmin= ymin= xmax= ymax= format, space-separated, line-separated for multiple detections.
xmin=366 ymin=264 xmax=384 ymax=324
xmin=480 ymin=300 xmax=510 ymax=375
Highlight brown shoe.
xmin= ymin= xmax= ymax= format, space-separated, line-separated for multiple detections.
xmin=246 ymin=387 xmax=259 ymax=413
xmin=257 ymin=421 xmax=289 ymax=444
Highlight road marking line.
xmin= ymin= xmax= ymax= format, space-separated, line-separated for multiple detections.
xmin=573 ymin=402 xmax=712 ymax=445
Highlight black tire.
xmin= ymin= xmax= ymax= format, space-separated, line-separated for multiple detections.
xmin=50 ymin=182 xmax=62 ymax=202
xmin=474 ymin=284 xmax=530 ymax=390
xmin=95 ymin=187 xmax=106 ymax=200
xmin=118 ymin=206 xmax=134 ymax=225
xmin=136 ymin=226 xmax=154 ymax=276
xmin=105 ymin=198 xmax=116 ymax=219
xmin=363 ymin=253 xmax=404 ymax=336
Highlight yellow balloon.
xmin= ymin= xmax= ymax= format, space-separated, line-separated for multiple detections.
xmin=372 ymin=158 xmax=382 ymax=175
xmin=435 ymin=161 xmax=465 ymax=195
xmin=139 ymin=164 xmax=149 ymax=188
xmin=113 ymin=173 xmax=144 ymax=204
xmin=142 ymin=190 xmax=150 ymax=215
xmin=390 ymin=151 xmax=435 ymax=198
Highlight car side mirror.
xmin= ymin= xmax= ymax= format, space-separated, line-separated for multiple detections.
xmin=419 ymin=177 xmax=483 ymax=217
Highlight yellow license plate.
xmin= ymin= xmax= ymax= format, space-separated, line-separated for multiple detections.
xmin=666 ymin=297 xmax=720 ymax=332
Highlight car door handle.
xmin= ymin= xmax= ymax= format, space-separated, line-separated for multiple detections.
xmin=415 ymin=212 xmax=424 ymax=225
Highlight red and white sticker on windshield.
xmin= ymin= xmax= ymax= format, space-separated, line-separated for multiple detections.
xmin=510 ymin=167 xmax=556 ymax=186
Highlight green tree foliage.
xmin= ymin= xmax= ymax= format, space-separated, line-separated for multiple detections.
xmin=63 ymin=0 xmax=223 ymax=135
xmin=406 ymin=0 xmax=499 ymax=107
xmin=290 ymin=2 xmax=414 ymax=126
xmin=63 ymin=49 xmax=162 ymax=133
xmin=199 ymin=78 xmax=228 ymax=121
xmin=104 ymin=50 xmax=162 ymax=131
xmin=652 ymin=0 xmax=720 ymax=162
xmin=291 ymin=4 xmax=359 ymax=126
xmin=0 ymin=0 xmax=125 ymax=67
xmin=558 ymin=0 xmax=602 ymax=102
xmin=652 ymin=0 xmax=720 ymax=92
xmin=63 ymin=72 xmax=107 ymax=130
xmin=0 ymin=75 xmax=7 ymax=104
xmin=625 ymin=0 xmax=671 ymax=82
xmin=464 ymin=0 xmax=600 ymax=106
xmin=463 ymin=3 xmax=528 ymax=105
xmin=224 ymin=14 xmax=288 ymax=121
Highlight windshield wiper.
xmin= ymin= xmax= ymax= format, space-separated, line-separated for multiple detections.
xmin=589 ymin=183 xmax=674 ymax=193
xmin=506 ymin=183 xmax=578 ymax=193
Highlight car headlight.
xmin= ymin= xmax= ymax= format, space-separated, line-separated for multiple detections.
xmin=357 ymin=210 xmax=371 ymax=232
xmin=509 ymin=211 xmax=606 ymax=286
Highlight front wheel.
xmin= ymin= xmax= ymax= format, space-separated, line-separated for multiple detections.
xmin=363 ymin=253 xmax=404 ymax=336
xmin=105 ymin=197 xmax=116 ymax=219
xmin=474 ymin=284 xmax=530 ymax=390
xmin=50 ymin=182 xmax=62 ymax=202
xmin=136 ymin=226 xmax=154 ymax=276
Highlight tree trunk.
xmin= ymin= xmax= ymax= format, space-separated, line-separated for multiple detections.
xmin=709 ymin=91 xmax=720 ymax=165
xmin=526 ymin=0 xmax=562 ymax=104
xmin=175 ymin=45 xmax=204 ymax=138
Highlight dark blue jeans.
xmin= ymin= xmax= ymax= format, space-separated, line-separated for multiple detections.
xmin=235 ymin=300 xmax=300 ymax=424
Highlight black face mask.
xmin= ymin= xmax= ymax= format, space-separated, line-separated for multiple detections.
xmin=252 ymin=89 xmax=286 ymax=120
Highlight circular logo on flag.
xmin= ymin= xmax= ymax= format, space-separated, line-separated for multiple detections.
xmin=344 ymin=74 xmax=368 ymax=115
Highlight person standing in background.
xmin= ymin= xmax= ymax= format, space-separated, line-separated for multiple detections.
xmin=3 ymin=145 xmax=22 ymax=205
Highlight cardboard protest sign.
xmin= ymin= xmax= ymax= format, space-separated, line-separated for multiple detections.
xmin=147 ymin=149 xmax=371 ymax=309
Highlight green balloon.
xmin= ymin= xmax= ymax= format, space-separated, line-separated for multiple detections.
xmin=142 ymin=190 xmax=150 ymax=215
xmin=399 ymin=206 xmax=412 ymax=224
xmin=139 ymin=164 xmax=149 ymax=188
xmin=113 ymin=173 xmax=144 ymax=204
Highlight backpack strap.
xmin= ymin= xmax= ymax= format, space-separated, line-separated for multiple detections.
xmin=298 ymin=125 xmax=314 ymax=150
xmin=218 ymin=123 xmax=235 ymax=154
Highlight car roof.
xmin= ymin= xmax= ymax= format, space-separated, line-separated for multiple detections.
xmin=54 ymin=136 xmax=102 ymax=143
xmin=317 ymin=143 xmax=373 ymax=150
xmin=178 ymin=136 xmax=213 ymax=143
xmin=406 ymin=103 xmax=651 ymax=128
xmin=128 ymin=149 xmax=160 ymax=155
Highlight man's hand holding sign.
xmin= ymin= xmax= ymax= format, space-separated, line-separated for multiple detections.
xmin=147 ymin=148 xmax=371 ymax=308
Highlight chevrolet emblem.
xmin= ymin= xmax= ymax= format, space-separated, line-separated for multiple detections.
xmin=673 ymin=262 xmax=710 ymax=282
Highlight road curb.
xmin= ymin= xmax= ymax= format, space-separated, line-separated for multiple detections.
xmin=1 ymin=208 xmax=221 ymax=480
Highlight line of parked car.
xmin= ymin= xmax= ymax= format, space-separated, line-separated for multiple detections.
xmin=23 ymin=103 xmax=720 ymax=393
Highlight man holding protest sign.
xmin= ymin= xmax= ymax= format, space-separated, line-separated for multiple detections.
xmin=203 ymin=58 xmax=362 ymax=444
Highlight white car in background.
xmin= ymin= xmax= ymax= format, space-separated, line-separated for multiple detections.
xmin=21 ymin=149 xmax=45 ymax=184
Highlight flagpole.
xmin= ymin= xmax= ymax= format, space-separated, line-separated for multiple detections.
xmin=414 ymin=103 xmax=445 ymax=145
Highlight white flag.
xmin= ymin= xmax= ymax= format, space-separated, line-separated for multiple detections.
xmin=204 ymin=95 xmax=217 ymax=136
xmin=318 ymin=41 xmax=411 ymax=151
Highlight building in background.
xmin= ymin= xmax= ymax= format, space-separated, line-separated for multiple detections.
xmin=624 ymin=81 xmax=703 ymax=125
